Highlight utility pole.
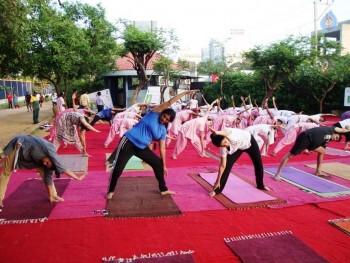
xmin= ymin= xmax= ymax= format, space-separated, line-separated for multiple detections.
xmin=313 ymin=0 xmax=334 ymax=55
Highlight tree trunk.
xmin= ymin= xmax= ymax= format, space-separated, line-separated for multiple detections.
xmin=261 ymin=83 xmax=277 ymax=107
xmin=319 ymin=99 xmax=323 ymax=113
xmin=131 ymin=79 xmax=147 ymax=105
xmin=160 ymin=86 xmax=166 ymax=104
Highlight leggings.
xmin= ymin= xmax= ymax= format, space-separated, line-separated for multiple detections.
xmin=214 ymin=136 xmax=265 ymax=194
xmin=107 ymin=136 xmax=168 ymax=193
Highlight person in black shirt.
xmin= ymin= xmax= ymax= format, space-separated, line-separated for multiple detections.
xmin=273 ymin=126 xmax=350 ymax=180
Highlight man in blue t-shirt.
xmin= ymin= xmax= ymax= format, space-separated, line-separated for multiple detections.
xmin=89 ymin=107 xmax=125 ymax=127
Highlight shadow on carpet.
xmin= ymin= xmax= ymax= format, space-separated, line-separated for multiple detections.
xmin=106 ymin=176 xmax=182 ymax=218
xmin=0 ymin=178 xmax=70 ymax=224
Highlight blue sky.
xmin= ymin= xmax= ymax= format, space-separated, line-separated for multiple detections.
xmin=73 ymin=0 xmax=349 ymax=53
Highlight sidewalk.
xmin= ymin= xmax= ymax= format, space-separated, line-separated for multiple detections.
xmin=0 ymin=101 xmax=54 ymax=147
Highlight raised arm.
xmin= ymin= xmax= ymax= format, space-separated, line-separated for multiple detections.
xmin=201 ymin=94 xmax=210 ymax=106
xmin=272 ymin=96 xmax=278 ymax=111
xmin=203 ymin=99 xmax=218 ymax=119
xmin=153 ymin=90 xmax=199 ymax=113
xmin=240 ymin=96 xmax=249 ymax=110
xmin=231 ymin=95 xmax=236 ymax=108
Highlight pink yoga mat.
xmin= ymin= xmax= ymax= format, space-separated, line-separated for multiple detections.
xmin=199 ymin=172 xmax=276 ymax=203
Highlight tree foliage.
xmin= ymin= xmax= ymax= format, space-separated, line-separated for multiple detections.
xmin=117 ymin=23 xmax=179 ymax=104
xmin=0 ymin=0 xmax=29 ymax=77
xmin=243 ymin=36 xmax=310 ymax=105
xmin=0 ymin=0 xmax=120 ymax=94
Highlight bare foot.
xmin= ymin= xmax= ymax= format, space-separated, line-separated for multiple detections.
xmin=106 ymin=192 xmax=114 ymax=200
xmin=271 ymin=152 xmax=277 ymax=157
xmin=273 ymin=175 xmax=281 ymax=181
xmin=208 ymin=191 xmax=216 ymax=197
xmin=160 ymin=190 xmax=176 ymax=195
xmin=82 ymin=152 xmax=92 ymax=157
xmin=261 ymin=186 xmax=270 ymax=191
xmin=316 ymin=172 xmax=329 ymax=177
xmin=171 ymin=155 xmax=177 ymax=160
xmin=50 ymin=195 xmax=64 ymax=203
xmin=200 ymin=154 xmax=209 ymax=158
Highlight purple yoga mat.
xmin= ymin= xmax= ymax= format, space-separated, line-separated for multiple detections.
xmin=265 ymin=167 xmax=350 ymax=193
xmin=325 ymin=147 xmax=350 ymax=156
xmin=199 ymin=172 xmax=276 ymax=203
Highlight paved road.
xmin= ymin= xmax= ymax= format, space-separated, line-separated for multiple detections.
xmin=0 ymin=101 xmax=54 ymax=147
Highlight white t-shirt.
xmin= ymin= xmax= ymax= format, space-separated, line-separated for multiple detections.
xmin=220 ymin=128 xmax=251 ymax=157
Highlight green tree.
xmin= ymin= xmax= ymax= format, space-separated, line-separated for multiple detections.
xmin=119 ymin=24 xmax=179 ymax=104
xmin=153 ymin=57 xmax=192 ymax=103
xmin=292 ymin=54 xmax=350 ymax=113
xmin=197 ymin=60 xmax=235 ymax=96
xmin=22 ymin=0 xmax=118 ymax=95
xmin=244 ymin=36 xmax=309 ymax=105
xmin=153 ymin=55 xmax=174 ymax=104
xmin=0 ymin=0 xmax=29 ymax=77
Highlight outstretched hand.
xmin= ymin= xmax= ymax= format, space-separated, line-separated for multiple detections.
xmin=213 ymin=180 xmax=220 ymax=191
xmin=208 ymin=127 xmax=217 ymax=134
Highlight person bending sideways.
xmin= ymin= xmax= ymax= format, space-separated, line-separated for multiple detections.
xmin=273 ymin=126 xmax=350 ymax=180
xmin=208 ymin=127 xmax=270 ymax=197
xmin=106 ymin=90 xmax=199 ymax=199
xmin=0 ymin=135 xmax=85 ymax=208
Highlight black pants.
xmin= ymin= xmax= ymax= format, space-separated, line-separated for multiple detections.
xmin=215 ymin=136 xmax=265 ymax=194
xmin=107 ymin=136 xmax=168 ymax=193
xmin=97 ymin=105 xmax=104 ymax=112
xmin=89 ymin=115 xmax=111 ymax=127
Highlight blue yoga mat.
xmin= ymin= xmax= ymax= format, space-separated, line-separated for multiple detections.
xmin=265 ymin=166 xmax=350 ymax=197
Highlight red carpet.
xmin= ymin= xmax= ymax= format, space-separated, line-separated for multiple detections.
xmin=1 ymin=121 xmax=350 ymax=263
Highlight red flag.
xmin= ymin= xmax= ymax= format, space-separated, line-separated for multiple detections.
xmin=211 ymin=74 xmax=219 ymax=82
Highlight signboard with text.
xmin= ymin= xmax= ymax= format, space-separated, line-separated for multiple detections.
xmin=344 ymin=87 xmax=350 ymax=107
xmin=88 ymin=89 xmax=113 ymax=110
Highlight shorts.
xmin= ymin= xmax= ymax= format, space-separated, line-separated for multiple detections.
xmin=289 ymin=131 xmax=311 ymax=155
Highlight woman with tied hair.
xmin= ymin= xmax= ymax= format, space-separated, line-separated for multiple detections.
xmin=208 ymin=127 xmax=270 ymax=197
xmin=106 ymin=89 xmax=199 ymax=199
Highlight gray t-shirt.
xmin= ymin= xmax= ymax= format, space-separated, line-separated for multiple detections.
xmin=4 ymin=135 xmax=67 ymax=185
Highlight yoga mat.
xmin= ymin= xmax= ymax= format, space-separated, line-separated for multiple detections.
xmin=225 ymin=230 xmax=329 ymax=263
xmin=325 ymin=147 xmax=350 ymax=156
xmin=329 ymin=218 xmax=350 ymax=236
xmin=0 ymin=178 xmax=70 ymax=223
xmin=189 ymin=173 xmax=285 ymax=209
xmin=306 ymin=162 xmax=350 ymax=181
xmin=265 ymin=167 xmax=350 ymax=197
xmin=105 ymin=154 xmax=151 ymax=172
xmin=106 ymin=176 xmax=182 ymax=218
xmin=103 ymin=252 xmax=195 ymax=263
xmin=59 ymin=154 xmax=88 ymax=172
xmin=48 ymin=170 xmax=109 ymax=220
